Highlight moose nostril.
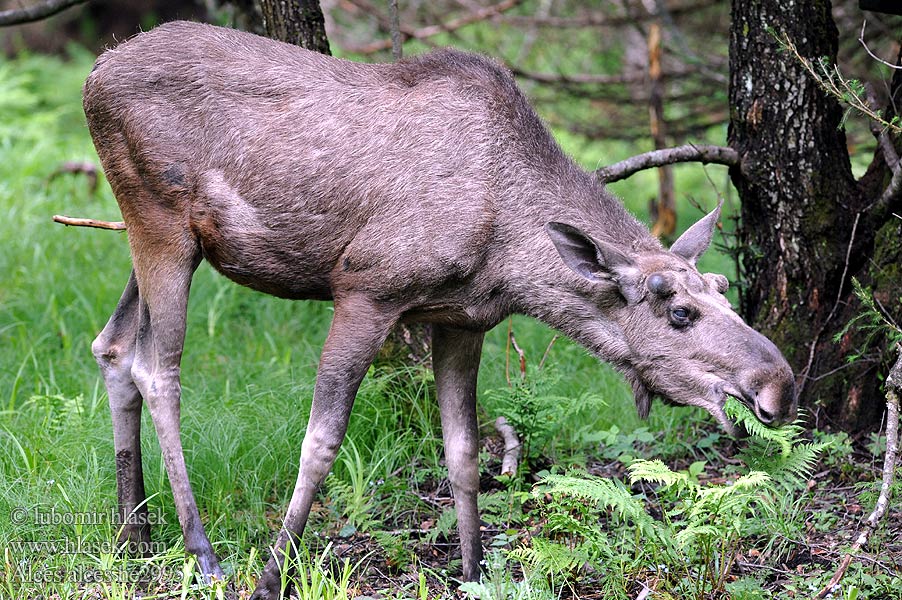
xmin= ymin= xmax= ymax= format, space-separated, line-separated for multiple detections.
xmin=755 ymin=405 xmax=776 ymax=425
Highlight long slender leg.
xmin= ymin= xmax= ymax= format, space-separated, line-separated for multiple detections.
xmin=92 ymin=270 xmax=150 ymax=549
xmin=128 ymin=251 xmax=224 ymax=579
xmin=432 ymin=325 xmax=485 ymax=582
xmin=251 ymin=295 xmax=399 ymax=600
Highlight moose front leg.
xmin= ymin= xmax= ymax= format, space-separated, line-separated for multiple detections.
xmin=251 ymin=295 xmax=399 ymax=600
xmin=433 ymin=326 xmax=485 ymax=582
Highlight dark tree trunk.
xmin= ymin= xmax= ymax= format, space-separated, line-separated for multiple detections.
xmin=259 ymin=0 xmax=330 ymax=54
xmin=729 ymin=0 xmax=902 ymax=430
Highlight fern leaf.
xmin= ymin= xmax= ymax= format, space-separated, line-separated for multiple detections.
xmin=628 ymin=459 xmax=693 ymax=491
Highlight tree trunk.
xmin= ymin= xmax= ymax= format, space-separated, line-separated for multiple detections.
xmin=259 ymin=0 xmax=330 ymax=54
xmin=729 ymin=0 xmax=902 ymax=430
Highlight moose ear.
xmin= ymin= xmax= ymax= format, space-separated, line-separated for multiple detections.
xmin=545 ymin=222 xmax=635 ymax=281
xmin=670 ymin=201 xmax=723 ymax=265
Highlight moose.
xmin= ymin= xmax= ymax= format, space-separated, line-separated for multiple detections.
xmin=83 ymin=21 xmax=797 ymax=598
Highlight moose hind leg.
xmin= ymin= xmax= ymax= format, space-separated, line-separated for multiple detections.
xmin=128 ymin=243 xmax=224 ymax=580
xmin=93 ymin=270 xmax=150 ymax=551
xmin=432 ymin=326 xmax=485 ymax=582
xmin=251 ymin=295 xmax=399 ymax=600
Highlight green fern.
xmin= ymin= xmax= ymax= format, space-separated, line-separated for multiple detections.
xmin=724 ymin=396 xmax=798 ymax=456
xmin=628 ymin=459 xmax=691 ymax=491
xmin=510 ymin=537 xmax=587 ymax=576
xmin=539 ymin=472 xmax=654 ymax=530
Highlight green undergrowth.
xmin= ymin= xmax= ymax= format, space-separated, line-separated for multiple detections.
xmin=465 ymin=398 xmax=830 ymax=600
xmin=2 ymin=47 xmax=892 ymax=600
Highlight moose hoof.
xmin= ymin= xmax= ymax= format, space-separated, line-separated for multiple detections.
xmin=250 ymin=568 xmax=290 ymax=600
xmin=116 ymin=525 xmax=151 ymax=556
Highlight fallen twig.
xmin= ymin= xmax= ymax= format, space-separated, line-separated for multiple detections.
xmin=816 ymin=349 xmax=901 ymax=598
xmin=494 ymin=416 xmax=521 ymax=476
xmin=52 ymin=215 xmax=126 ymax=230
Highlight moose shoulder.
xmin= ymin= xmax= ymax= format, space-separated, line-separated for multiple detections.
xmin=83 ymin=21 xmax=797 ymax=598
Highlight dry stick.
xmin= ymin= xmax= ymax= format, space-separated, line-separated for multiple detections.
xmin=494 ymin=417 xmax=521 ymax=476
xmin=538 ymin=334 xmax=559 ymax=370
xmin=859 ymin=21 xmax=902 ymax=71
xmin=509 ymin=330 xmax=527 ymax=379
xmin=0 ymin=0 xmax=87 ymax=26
xmin=52 ymin=215 xmax=126 ymax=230
xmin=595 ymin=144 xmax=739 ymax=183
xmin=816 ymin=350 xmax=901 ymax=599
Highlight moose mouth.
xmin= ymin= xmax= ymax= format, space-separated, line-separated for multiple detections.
xmin=706 ymin=382 xmax=754 ymax=438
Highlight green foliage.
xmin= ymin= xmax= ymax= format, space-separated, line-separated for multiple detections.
xmin=834 ymin=278 xmax=902 ymax=361
xmin=483 ymin=367 xmax=607 ymax=468
xmin=513 ymin=400 xmax=826 ymax=599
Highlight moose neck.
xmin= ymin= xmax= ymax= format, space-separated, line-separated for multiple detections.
xmin=494 ymin=155 xmax=659 ymax=364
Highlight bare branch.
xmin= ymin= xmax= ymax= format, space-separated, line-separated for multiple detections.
xmin=0 ymin=0 xmax=88 ymax=27
xmin=595 ymin=144 xmax=739 ymax=183
xmin=344 ymin=0 xmax=522 ymax=54
xmin=859 ymin=20 xmax=902 ymax=70
xmin=498 ymin=0 xmax=721 ymax=29
xmin=510 ymin=64 xmax=698 ymax=86
xmin=817 ymin=350 xmax=900 ymax=597
xmin=865 ymin=83 xmax=900 ymax=173
xmin=53 ymin=215 xmax=126 ymax=230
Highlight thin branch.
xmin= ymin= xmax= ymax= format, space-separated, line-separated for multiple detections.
xmin=859 ymin=20 xmax=902 ymax=71
xmin=509 ymin=330 xmax=526 ymax=379
xmin=0 ymin=0 xmax=88 ymax=27
xmin=775 ymin=30 xmax=902 ymax=134
xmin=344 ymin=0 xmax=522 ymax=54
xmin=52 ymin=215 xmax=126 ymax=230
xmin=538 ymin=335 xmax=559 ymax=370
xmin=498 ymin=0 xmax=720 ymax=29
xmin=595 ymin=144 xmax=739 ymax=183
xmin=817 ymin=349 xmax=900 ymax=598
xmin=509 ymin=64 xmax=699 ymax=86
xmin=865 ymin=83 xmax=900 ymax=173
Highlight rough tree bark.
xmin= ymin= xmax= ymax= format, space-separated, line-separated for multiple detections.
xmin=729 ymin=0 xmax=902 ymax=429
xmin=259 ymin=0 xmax=330 ymax=54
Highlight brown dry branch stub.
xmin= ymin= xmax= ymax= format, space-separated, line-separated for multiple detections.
xmin=52 ymin=215 xmax=126 ymax=230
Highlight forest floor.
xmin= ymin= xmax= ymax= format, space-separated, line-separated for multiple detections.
xmin=273 ymin=423 xmax=902 ymax=600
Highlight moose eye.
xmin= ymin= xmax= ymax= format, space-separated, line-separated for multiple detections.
xmin=669 ymin=307 xmax=692 ymax=327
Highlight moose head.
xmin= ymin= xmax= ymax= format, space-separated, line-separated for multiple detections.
xmin=546 ymin=203 xmax=797 ymax=435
